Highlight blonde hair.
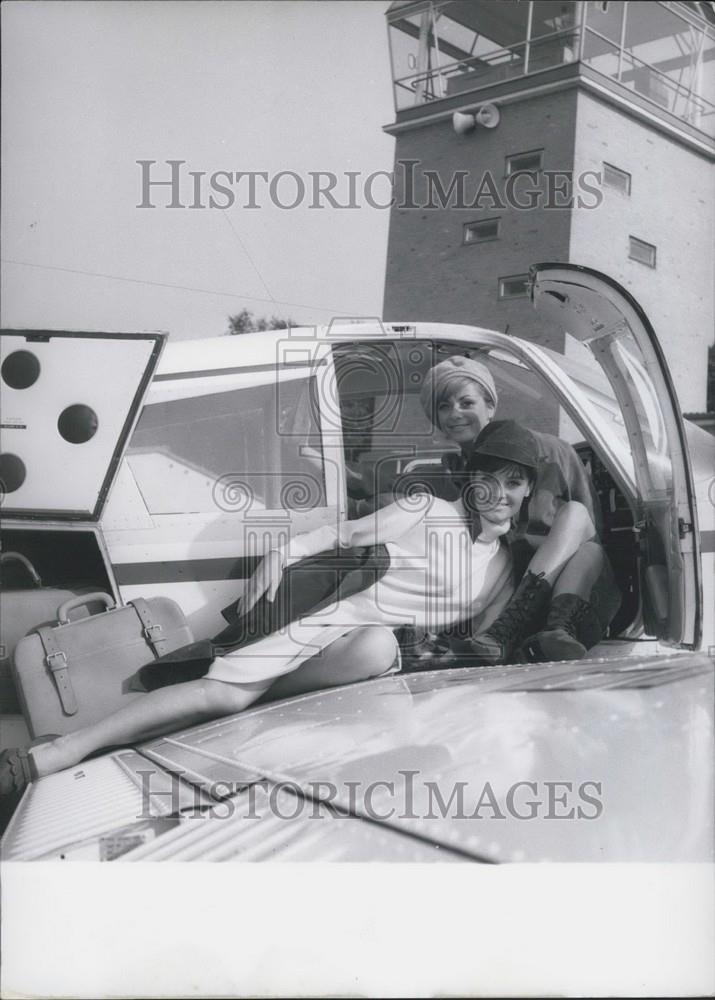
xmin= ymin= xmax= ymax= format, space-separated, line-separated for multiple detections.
xmin=420 ymin=356 xmax=497 ymax=423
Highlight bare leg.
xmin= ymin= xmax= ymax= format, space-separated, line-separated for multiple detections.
xmin=552 ymin=540 xmax=606 ymax=598
xmin=29 ymin=628 xmax=399 ymax=778
xmin=29 ymin=676 xmax=270 ymax=779
xmin=262 ymin=625 xmax=398 ymax=701
xmin=526 ymin=501 xmax=596 ymax=584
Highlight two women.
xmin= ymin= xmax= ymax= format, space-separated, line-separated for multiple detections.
xmin=0 ymin=352 xmax=619 ymax=792
xmin=420 ymin=355 xmax=621 ymax=664
xmin=0 ymin=418 xmax=537 ymax=793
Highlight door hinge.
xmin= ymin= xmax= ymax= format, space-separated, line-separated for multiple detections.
xmin=678 ymin=518 xmax=693 ymax=539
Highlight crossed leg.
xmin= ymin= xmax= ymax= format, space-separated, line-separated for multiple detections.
xmin=262 ymin=624 xmax=398 ymax=700
xmin=524 ymin=501 xmax=597 ymax=583
xmin=26 ymin=625 xmax=398 ymax=781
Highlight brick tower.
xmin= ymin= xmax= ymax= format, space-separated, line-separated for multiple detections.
xmin=382 ymin=1 xmax=715 ymax=413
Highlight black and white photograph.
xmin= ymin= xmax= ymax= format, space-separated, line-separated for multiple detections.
xmin=1 ymin=1 xmax=714 ymax=996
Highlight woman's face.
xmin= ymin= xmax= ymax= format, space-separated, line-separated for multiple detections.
xmin=471 ymin=463 xmax=531 ymax=525
xmin=436 ymin=378 xmax=494 ymax=445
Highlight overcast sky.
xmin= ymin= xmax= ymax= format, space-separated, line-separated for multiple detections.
xmin=1 ymin=0 xmax=395 ymax=340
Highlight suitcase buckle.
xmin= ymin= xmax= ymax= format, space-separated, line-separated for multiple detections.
xmin=143 ymin=624 xmax=163 ymax=641
xmin=46 ymin=650 xmax=68 ymax=672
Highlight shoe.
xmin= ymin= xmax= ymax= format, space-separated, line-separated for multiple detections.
xmin=468 ymin=571 xmax=552 ymax=666
xmin=0 ymin=748 xmax=38 ymax=796
xmin=519 ymin=593 xmax=604 ymax=663
xmin=0 ymin=734 xmax=60 ymax=796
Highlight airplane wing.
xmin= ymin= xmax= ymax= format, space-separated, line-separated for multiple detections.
xmin=4 ymin=653 xmax=711 ymax=862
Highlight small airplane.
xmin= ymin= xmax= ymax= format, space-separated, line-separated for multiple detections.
xmin=1 ymin=263 xmax=712 ymax=862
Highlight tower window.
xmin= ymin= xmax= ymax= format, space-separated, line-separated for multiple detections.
xmin=464 ymin=218 xmax=500 ymax=244
xmin=506 ymin=150 xmax=543 ymax=176
xmin=628 ymin=236 xmax=657 ymax=268
xmin=603 ymin=163 xmax=632 ymax=195
xmin=498 ymin=274 xmax=529 ymax=299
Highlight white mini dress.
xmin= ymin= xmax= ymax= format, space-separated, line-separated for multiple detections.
xmin=207 ymin=494 xmax=512 ymax=684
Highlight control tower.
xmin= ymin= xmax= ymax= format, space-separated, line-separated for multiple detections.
xmin=382 ymin=1 xmax=715 ymax=412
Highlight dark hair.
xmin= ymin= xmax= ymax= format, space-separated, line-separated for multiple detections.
xmin=468 ymin=453 xmax=536 ymax=486
xmin=460 ymin=455 xmax=534 ymax=526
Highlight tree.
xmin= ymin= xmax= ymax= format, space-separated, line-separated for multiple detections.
xmin=227 ymin=309 xmax=295 ymax=335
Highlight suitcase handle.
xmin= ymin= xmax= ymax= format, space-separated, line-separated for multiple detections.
xmin=0 ymin=551 xmax=42 ymax=587
xmin=57 ymin=592 xmax=116 ymax=624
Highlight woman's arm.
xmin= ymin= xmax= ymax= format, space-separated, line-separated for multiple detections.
xmin=238 ymin=494 xmax=434 ymax=615
xmin=284 ymin=493 xmax=434 ymax=565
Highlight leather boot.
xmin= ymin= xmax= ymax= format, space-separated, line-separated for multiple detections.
xmin=468 ymin=571 xmax=552 ymax=666
xmin=519 ymin=593 xmax=605 ymax=663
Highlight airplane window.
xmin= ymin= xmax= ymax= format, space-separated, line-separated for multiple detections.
xmin=333 ymin=339 xmax=569 ymax=512
xmin=333 ymin=342 xmax=444 ymax=509
xmin=542 ymin=334 xmax=636 ymax=484
xmin=595 ymin=328 xmax=671 ymax=498
xmin=126 ymin=375 xmax=326 ymax=515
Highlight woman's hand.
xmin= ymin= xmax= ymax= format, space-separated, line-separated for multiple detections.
xmin=235 ymin=549 xmax=286 ymax=617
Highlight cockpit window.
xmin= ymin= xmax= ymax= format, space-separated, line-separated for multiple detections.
xmin=127 ymin=373 xmax=326 ymax=514
xmin=538 ymin=337 xmax=634 ymax=471
xmin=332 ymin=339 xmax=580 ymax=514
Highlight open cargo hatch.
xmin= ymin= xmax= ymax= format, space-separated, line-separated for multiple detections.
xmin=0 ymin=331 xmax=165 ymax=521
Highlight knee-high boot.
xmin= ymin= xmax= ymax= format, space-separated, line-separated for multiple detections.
xmin=518 ymin=593 xmax=607 ymax=662
xmin=467 ymin=571 xmax=552 ymax=666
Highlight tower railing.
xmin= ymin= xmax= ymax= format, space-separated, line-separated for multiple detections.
xmin=388 ymin=1 xmax=715 ymax=141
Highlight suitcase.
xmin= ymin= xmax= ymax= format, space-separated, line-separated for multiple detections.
xmin=0 ymin=552 xmax=102 ymax=715
xmin=12 ymin=593 xmax=194 ymax=738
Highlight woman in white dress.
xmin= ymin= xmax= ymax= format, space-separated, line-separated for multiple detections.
xmin=0 ymin=421 xmax=537 ymax=791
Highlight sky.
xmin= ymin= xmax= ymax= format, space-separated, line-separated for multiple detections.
xmin=1 ymin=0 xmax=396 ymax=340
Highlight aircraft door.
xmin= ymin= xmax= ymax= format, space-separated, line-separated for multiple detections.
xmin=530 ymin=264 xmax=702 ymax=648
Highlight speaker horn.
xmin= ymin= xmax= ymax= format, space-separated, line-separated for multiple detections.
xmin=475 ymin=103 xmax=500 ymax=129
xmin=452 ymin=111 xmax=476 ymax=135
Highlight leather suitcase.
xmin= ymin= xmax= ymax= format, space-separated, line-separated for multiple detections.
xmin=12 ymin=593 xmax=193 ymax=738
xmin=0 ymin=552 xmax=101 ymax=714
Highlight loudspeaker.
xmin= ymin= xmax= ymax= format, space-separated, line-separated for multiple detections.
xmin=452 ymin=104 xmax=500 ymax=134
xmin=452 ymin=111 xmax=476 ymax=135
xmin=475 ymin=103 xmax=500 ymax=129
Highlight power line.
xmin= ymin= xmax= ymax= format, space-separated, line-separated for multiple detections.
xmin=1 ymin=258 xmax=357 ymax=316
xmin=221 ymin=212 xmax=276 ymax=303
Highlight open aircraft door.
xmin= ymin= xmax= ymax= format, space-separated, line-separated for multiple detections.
xmin=0 ymin=331 xmax=165 ymax=749
xmin=0 ymin=331 xmax=165 ymax=522
xmin=530 ymin=264 xmax=702 ymax=649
